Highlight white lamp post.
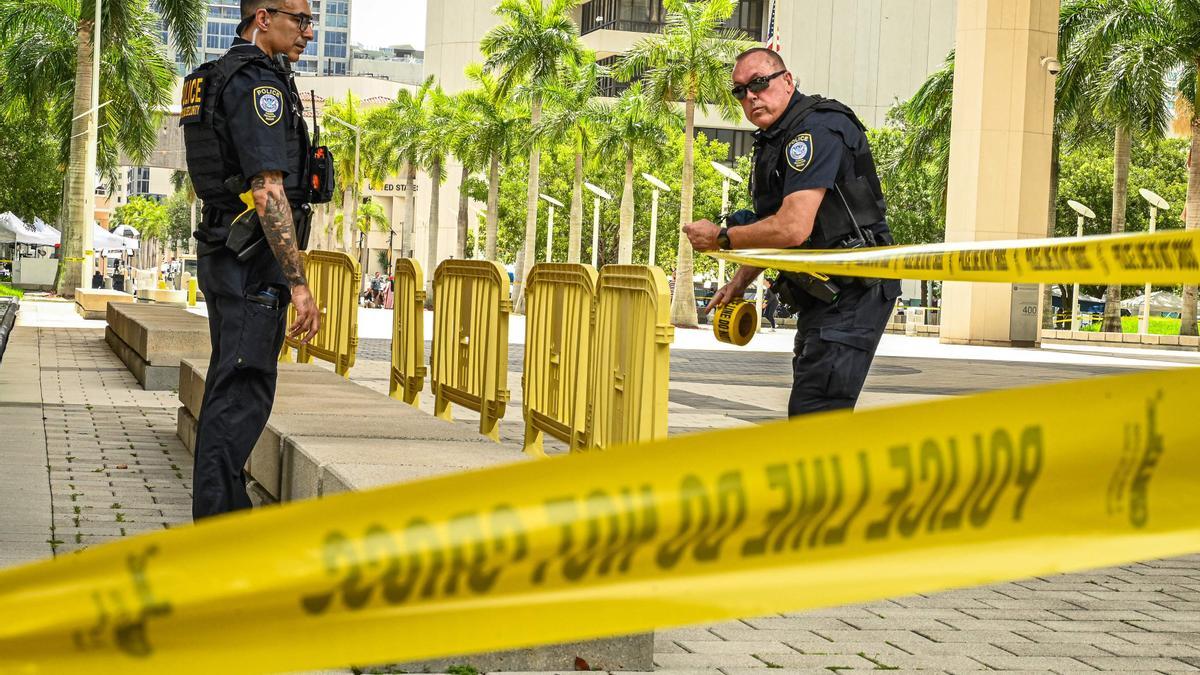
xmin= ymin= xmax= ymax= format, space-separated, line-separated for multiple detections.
xmin=641 ymin=172 xmax=671 ymax=266
xmin=1067 ymin=200 xmax=1096 ymax=332
xmin=1137 ymin=188 xmax=1171 ymax=335
xmin=711 ymin=161 xmax=744 ymax=286
xmin=584 ymin=182 xmax=612 ymax=267
xmin=539 ymin=194 xmax=564 ymax=262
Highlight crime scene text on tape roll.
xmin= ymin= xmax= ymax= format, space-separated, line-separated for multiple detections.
xmin=713 ymin=299 xmax=758 ymax=346
xmin=63 ymin=257 xmax=86 ymax=263
xmin=710 ymin=230 xmax=1200 ymax=285
xmin=1 ymin=368 xmax=1199 ymax=674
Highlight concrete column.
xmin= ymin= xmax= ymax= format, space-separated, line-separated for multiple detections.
xmin=940 ymin=0 xmax=1059 ymax=347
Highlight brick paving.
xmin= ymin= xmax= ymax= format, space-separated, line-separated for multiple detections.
xmin=2 ymin=319 xmax=1200 ymax=673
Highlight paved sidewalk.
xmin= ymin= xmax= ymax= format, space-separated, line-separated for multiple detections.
xmin=1 ymin=308 xmax=1199 ymax=673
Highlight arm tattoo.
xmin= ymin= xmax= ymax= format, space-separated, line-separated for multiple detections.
xmin=251 ymin=173 xmax=307 ymax=287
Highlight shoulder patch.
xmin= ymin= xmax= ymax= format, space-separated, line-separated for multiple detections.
xmin=786 ymin=133 xmax=814 ymax=173
xmin=254 ymin=85 xmax=284 ymax=127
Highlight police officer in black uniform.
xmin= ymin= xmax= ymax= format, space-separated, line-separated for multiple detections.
xmin=180 ymin=0 xmax=322 ymax=520
xmin=685 ymin=48 xmax=900 ymax=418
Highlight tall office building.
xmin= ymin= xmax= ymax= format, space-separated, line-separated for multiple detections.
xmin=153 ymin=0 xmax=353 ymax=75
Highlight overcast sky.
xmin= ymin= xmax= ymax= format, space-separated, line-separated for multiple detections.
xmin=351 ymin=0 xmax=427 ymax=50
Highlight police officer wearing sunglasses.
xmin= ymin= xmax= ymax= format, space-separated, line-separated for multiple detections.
xmin=684 ymin=48 xmax=900 ymax=418
xmin=180 ymin=0 xmax=324 ymax=519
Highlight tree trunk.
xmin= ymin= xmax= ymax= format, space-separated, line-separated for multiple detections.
xmin=670 ymin=95 xmax=699 ymax=328
xmin=486 ymin=151 xmax=500 ymax=261
xmin=341 ymin=188 xmax=354 ymax=253
xmin=514 ymin=95 xmax=543 ymax=313
xmin=618 ymin=145 xmax=635 ymax=264
xmin=1180 ymin=96 xmax=1199 ymax=337
xmin=426 ymin=157 xmax=442 ymax=298
xmin=1041 ymin=130 xmax=1061 ymax=329
xmin=456 ymin=163 xmax=470 ymax=259
xmin=568 ymin=150 xmax=584 ymax=263
xmin=404 ymin=161 xmax=418 ymax=257
xmin=58 ymin=17 xmax=99 ymax=298
xmin=1102 ymin=125 xmax=1131 ymax=334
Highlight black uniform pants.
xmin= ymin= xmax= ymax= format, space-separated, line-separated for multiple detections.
xmin=788 ymin=281 xmax=898 ymax=417
xmin=193 ymin=246 xmax=290 ymax=521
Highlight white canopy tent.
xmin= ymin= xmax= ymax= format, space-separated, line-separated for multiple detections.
xmin=93 ymin=224 xmax=138 ymax=252
xmin=1120 ymin=291 xmax=1194 ymax=316
xmin=0 ymin=212 xmax=59 ymax=246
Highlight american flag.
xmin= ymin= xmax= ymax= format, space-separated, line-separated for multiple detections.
xmin=765 ymin=0 xmax=782 ymax=52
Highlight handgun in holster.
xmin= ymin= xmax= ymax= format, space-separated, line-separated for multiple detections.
xmin=224 ymin=176 xmax=315 ymax=262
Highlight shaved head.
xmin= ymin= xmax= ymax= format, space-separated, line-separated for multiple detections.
xmin=736 ymin=48 xmax=786 ymax=72
xmin=241 ymin=0 xmax=278 ymax=19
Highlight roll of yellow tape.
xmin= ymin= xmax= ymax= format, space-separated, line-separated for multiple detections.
xmin=713 ymin=299 xmax=758 ymax=346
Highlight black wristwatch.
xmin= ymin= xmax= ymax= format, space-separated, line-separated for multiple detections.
xmin=716 ymin=227 xmax=732 ymax=250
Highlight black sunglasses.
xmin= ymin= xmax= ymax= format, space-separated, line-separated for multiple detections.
xmin=267 ymin=7 xmax=316 ymax=31
xmin=732 ymin=70 xmax=788 ymax=100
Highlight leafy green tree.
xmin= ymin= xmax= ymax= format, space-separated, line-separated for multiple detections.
xmin=593 ymin=82 xmax=682 ymax=264
xmin=481 ymin=0 xmax=585 ymax=311
xmin=534 ymin=57 xmax=606 ymax=263
xmin=0 ymin=111 xmax=64 ymax=223
xmin=0 ymin=0 xmax=204 ymax=297
xmin=164 ymin=190 xmax=195 ymax=255
xmin=616 ymin=0 xmax=753 ymax=327
xmin=457 ymin=64 xmax=528 ymax=261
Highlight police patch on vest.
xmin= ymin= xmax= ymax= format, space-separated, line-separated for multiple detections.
xmin=786 ymin=134 xmax=814 ymax=173
xmin=254 ymin=86 xmax=284 ymax=127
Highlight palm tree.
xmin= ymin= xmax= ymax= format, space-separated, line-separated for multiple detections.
xmin=419 ymin=85 xmax=455 ymax=296
xmin=534 ymin=57 xmax=606 ymax=263
xmin=593 ymin=83 xmax=683 ymax=264
xmin=1171 ymin=2 xmax=1200 ymax=336
xmin=1061 ymin=0 xmax=1178 ymax=334
xmin=0 ymin=0 xmax=204 ymax=298
xmin=457 ymin=64 xmax=528 ymax=262
xmin=334 ymin=200 xmax=390 ymax=275
xmin=616 ymin=0 xmax=752 ymax=328
xmin=321 ymin=91 xmax=372 ymax=255
xmin=367 ymin=76 xmax=435 ymax=261
xmin=481 ymin=0 xmax=584 ymax=311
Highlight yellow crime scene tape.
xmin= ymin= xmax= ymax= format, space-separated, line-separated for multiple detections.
xmin=713 ymin=298 xmax=759 ymax=345
xmin=711 ymin=230 xmax=1200 ymax=284
xmin=2 ymin=367 xmax=1199 ymax=673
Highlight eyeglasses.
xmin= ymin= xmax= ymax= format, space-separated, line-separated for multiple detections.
xmin=731 ymin=70 xmax=787 ymax=100
xmin=267 ymin=8 xmax=316 ymax=31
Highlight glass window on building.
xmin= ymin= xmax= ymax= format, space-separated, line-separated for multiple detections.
xmin=304 ymin=30 xmax=320 ymax=56
xmin=127 ymin=168 xmax=151 ymax=197
xmin=205 ymin=21 xmax=237 ymax=50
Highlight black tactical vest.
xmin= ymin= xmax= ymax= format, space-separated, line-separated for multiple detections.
xmin=179 ymin=46 xmax=308 ymax=215
xmin=750 ymin=94 xmax=892 ymax=249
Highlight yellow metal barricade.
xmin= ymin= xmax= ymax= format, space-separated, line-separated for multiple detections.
xmin=587 ymin=265 xmax=673 ymax=449
xmin=389 ymin=258 xmax=427 ymax=407
xmin=521 ymin=263 xmax=598 ymax=455
xmin=280 ymin=250 xmax=360 ymax=377
xmin=430 ymin=260 xmax=511 ymax=441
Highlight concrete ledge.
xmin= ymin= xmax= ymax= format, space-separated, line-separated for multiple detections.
xmin=136 ymin=288 xmax=188 ymax=306
xmin=107 ymin=303 xmax=210 ymax=389
xmin=105 ymin=326 xmax=185 ymax=390
xmin=177 ymin=406 xmax=197 ymax=455
xmin=1039 ymin=330 xmax=1200 ymax=353
xmin=75 ymin=288 xmax=134 ymax=320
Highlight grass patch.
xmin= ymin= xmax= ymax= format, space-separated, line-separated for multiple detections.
xmin=0 ymin=283 xmax=23 ymax=299
xmin=1076 ymin=315 xmax=1199 ymax=335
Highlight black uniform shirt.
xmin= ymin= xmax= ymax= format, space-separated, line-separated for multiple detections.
xmin=220 ymin=39 xmax=308 ymax=200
